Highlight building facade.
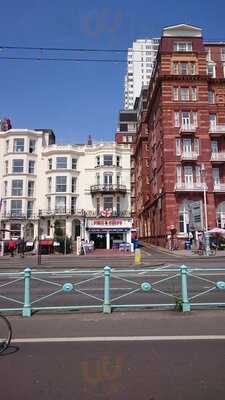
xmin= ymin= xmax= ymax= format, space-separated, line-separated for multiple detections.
xmin=0 ymin=128 xmax=131 ymax=250
xmin=135 ymin=24 xmax=225 ymax=247
xmin=115 ymin=109 xmax=137 ymax=220
xmin=124 ymin=38 xmax=159 ymax=110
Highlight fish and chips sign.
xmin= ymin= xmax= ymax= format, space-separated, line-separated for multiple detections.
xmin=87 ymin=218 xmax=132 ymax=228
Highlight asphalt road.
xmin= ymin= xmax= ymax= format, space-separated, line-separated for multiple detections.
xmin=2 ymin=340 xmax=225 ymax=400
xmin=2 ymin=311 xmax=225 ymax=400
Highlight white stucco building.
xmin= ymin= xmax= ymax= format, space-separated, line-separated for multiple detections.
xmin=124 ymin=38 xmax=159 ymax=109
xmin=0 ymin=128 xmax=132 ymax=250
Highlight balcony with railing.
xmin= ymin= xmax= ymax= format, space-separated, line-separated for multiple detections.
xmin=213 ymin=183 xmax=225 ymax=192
xmin=175 ymin=182 xmax=206 ymax=192
xmin=0 ymin=212 xmax=36 ymax=220
xmin=181 ymin=151 xmax=198 ymax=161
xmin=179 ymin=124 xmax=197 ymax=134
xmin=209 ymin=125 xmax=225 ymax=135
xmin=90 ymin=184 xmax=127 ymax=195
xmin=211 ymin=152 xmax=225 ymax=162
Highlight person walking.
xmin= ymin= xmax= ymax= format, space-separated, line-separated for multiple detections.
xmin=8 ymin=239 xmax=16 ymax=257
xmin=17 ymin=237 xmax=25 ymax=258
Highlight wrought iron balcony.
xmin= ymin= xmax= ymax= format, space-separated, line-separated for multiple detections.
xmin=179 ymin=124 xmax=197 ymax=134
xmin=90 ymin=184 xmax=127 ymax=194
xmin=40 ymin=209 xmax=85 ymax=217
xmin=175 ymin=182 xmax=206 ymax=192
xmin=209 ymin=125 xmax=225 ymax=135
xmin=213 ymin=183 xmax=225 ymax=192
xmin=211 ymin=152 xmax=225 ymax=162
xmin=181 ymin=151 xmax=198 ymax=161
xmin=0 ymin=213 xmax=36 ymax=220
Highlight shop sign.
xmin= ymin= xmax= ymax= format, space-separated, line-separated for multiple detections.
xmin=87 ymin=218 xmax=132 ymax=228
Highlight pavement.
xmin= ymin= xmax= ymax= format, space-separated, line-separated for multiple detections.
xmin=2 ymin=311 xmax=225 ymax=400
xmin=141 ymin=240 xmax=225 ymax=258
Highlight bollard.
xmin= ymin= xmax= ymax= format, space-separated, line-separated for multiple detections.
xmin=23 ymin=267 xmax=32 ymax=317
xmin=103 ymin=266 xmax=111 ymax=314
xmin=180 ymin=265 xmax=190 ymax=312
xmin=134 ymin=248 xmax=141 ymax=265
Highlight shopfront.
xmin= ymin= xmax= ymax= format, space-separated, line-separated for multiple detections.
xmin=86 ymin=218 xmax=132 ymax=249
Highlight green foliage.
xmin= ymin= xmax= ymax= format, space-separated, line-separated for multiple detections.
xmin=175 ymin=297 xmax=182 ymax=312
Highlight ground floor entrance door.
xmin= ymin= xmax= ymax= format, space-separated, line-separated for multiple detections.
xmin=90 ymin=233 xmax=106 ymax=249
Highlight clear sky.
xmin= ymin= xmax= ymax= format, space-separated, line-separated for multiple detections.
xmin=0 ymin=0 xmax=225 ymax=144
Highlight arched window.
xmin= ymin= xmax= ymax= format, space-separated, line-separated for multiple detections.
xmin=216 ymin=202 xmax=225 ymax=228
xmin=179 ymin=200 xmax=203 ymax=233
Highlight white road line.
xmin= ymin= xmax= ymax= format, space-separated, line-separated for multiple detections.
xmin=11 ymin=335 xmax=225 ymax=343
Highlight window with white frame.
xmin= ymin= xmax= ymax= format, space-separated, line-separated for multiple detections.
xmin=191 ymin=87 xmax=197 ymax=101
xmin=11 ymin=200 xmax=22 ymax=217
xmin=96 ymin=197 xmax=100 ymax=215
xmin=29 ymin=139 xmax=36 ymax=153
xmin=173 ymin=87 xmax=179 ymax=101
xmin=55 ymin=196 xmax=66 ymax=212
xmin=11 ymin=180 xmax=23 ymax=196
xmin=12 ymin=159 xmax=24 ymax=173
xmin=96 ymin=156 xmax=100 ymax=166
xmin=208 ymin=90 xmax=215 ymax=104
xmin=72 ymin=158 xmax=77 ymax=170
xmin=116 ymin=156 xmax=120 ymax=167
xmin=103 ymin=154 xmax=113 ymax=166
xmin=56 ymin=176 xmax=67 ymax=192
xmin=104 ymin=174 xmax=112 ymax=185
xmin=209 ymin=114 xmax=217 ymax=129
xmin=71 ymin=197 xmax=76 ymax=213
xmin=4 ymin=181 xmax=7 ymax=196
xmin=27 ymin=201 xmax=33 ymax=218
xmin=56 ymin=157 xmax=67 ymax=169
xmin=207 ymin=63 xmax=216 ymax=78
xmin=103 ymin=196 xmax=113 ymax=210
xmin=180 ymin=63 xmax=188 ymax=75
xmin=28 ymin=160 xmax=35 ymax=174
xmin=172 ymin=62 xmax=179 ymax=74
xmin=28 ymin=181 xmax=34 ymax=197
xmin=221 ymin=48 xmax=225 ymax=61
xmin=13 ymin=138 xmax=24 ymax=153
xmin=48 ymin=158 xmax=52 ymax=170
xmin=71 ymin=177 xmax=76 ymax=193
xmin=173 ymin=42 xmax=192 ymax=52
xmin=176 ymin=139 xmax=181 ymax=156
xmin=116 ymin=196 xmax=120 ymax=215
xmin=180 ymin=88 xmax=189 ymax=101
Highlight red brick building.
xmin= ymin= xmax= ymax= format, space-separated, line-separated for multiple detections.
xmin=135 ymin=24 xmax=225 ymax=248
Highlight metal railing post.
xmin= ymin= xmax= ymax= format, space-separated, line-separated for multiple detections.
xmin=180 ymin=265 xmax=190 ymax=312
xmin=103 ymin=266 xmax=111 ymax=314
xmin=23 ymin=267 xmax=32 ymax=317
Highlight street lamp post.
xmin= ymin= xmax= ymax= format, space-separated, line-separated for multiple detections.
xmin=37 ymin=209 xmax=42 ymax=265
xmin=201 ymin=164 xmax=211 ymax=256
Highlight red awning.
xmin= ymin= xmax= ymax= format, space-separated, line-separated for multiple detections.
xmin=39 ymin=240 xmax=53 ymax=246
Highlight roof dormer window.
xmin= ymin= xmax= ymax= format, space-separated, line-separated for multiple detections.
xmin=173 ymin=42 xmax=193 ymax=52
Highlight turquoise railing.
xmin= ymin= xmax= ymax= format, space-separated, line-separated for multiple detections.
xmin=0 ymin=265 xmax=225 ymax=316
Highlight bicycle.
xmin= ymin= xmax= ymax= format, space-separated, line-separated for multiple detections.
xmin=0 ymin=314 xmax=12 ymax=353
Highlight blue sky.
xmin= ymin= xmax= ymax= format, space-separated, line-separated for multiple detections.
xmin=0 ymin=0 xmax=225 ymax=144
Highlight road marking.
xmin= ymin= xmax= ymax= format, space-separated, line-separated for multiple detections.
xmin=11 ymin=335 xmax=225 ymax=343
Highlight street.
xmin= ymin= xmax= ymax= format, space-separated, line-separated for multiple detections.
xmin=1 ymin=247 xmax=225 ymax=399
xmin=2 ymin=311 xmax=225 ymax=400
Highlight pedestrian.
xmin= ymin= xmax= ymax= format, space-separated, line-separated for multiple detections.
xmin=167 ymin=234 xmax=172 ymax=250
xmin=17 ymin=237 xmax=25 ymax=258
xmin=8 ymin=239 xmax=16 ymax=257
